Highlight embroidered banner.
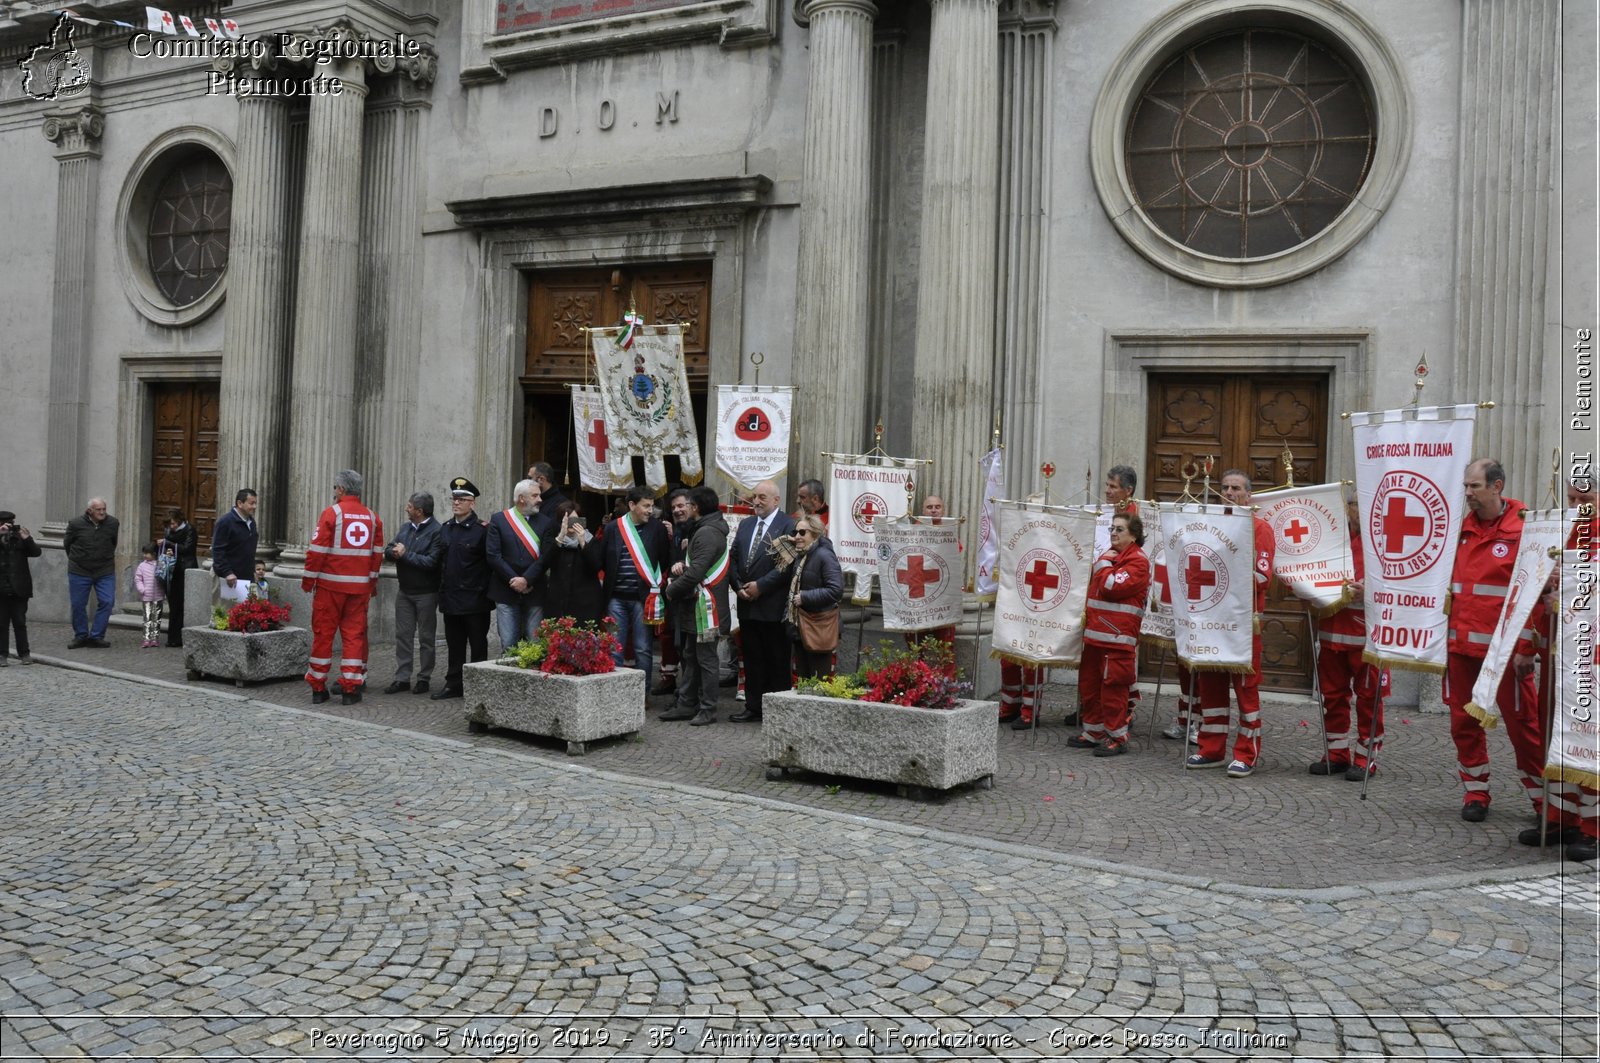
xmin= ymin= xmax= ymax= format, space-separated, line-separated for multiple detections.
xmin=1140 ymin=518 xmax=1175 ymax=646
xmin=1162 ymin=502 xmax=1258 ymax=673
xmin=876 ymin=520 xmax=964 ymax=632
xmin=1351 ymin=404 xmax=1478 ymax=672
xmin=591 ymin=324 xmax=702 ymax=491
xmin=974 ymin=446 xmax=1005 ymax=601
xmin=1548 ymin=550 xmax=1600 ymax=787
xmin=991 ymin=502 xmax=1097 ymax=666
xmin=1253 ymin=482 xmax=1356 ymax=614
xmin=568 ymin=385 xmax=630 ymax=492
xmin=828 ymin=455 xmax=930 ymax=602
xmin=1466 ymin=510 xmax=1564 ymax=728
xmin=714 ymin=386 xmax=794 ymax=491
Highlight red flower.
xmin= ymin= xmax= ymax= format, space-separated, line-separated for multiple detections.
xmin=224 ymin=598 xmax=292 ymax=633
xmin=534 ymin=616 xmax=622 ymax=676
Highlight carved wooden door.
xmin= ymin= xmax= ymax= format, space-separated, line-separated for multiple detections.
xmin=523 ymin=264 xmax=711 ymax=504
xmin=150 ymin=382 xmax=220 ymax=554
xmin=1145 ymin=373 xmax=1328 ymax=691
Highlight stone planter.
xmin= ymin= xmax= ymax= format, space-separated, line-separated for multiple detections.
xmin=763 ymin=691 xmax=998 ymax=798
xmin=463 ymin=660 xmax=646 ymax=756
xmin=183 ymin=626 xmax=311 ymax=687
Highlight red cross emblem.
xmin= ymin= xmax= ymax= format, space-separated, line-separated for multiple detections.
xmin=1184 ymin=553 xmax=1216 ymax=601
xmin=162 ymin=12 xmax=174 ymax=27
xmin=1284 ymin=520 xmax=1310 ymax=545
xmin=1381 ymin=496 xmax=1426 ymax=557
xmin=895 ymin=553 xmax=942 ymax=600
xmin=1024 ymin=559 xmax=1059 ymax=599
xmin=1014 ymin=548 xmax=1069 ymax=611
xmin=1179 ymin=543 xmax=1229 ymax=611
xmin=852 ymin=493 xmax=886 ymax=534
xmin=1367 ymin=470 xmax=1449 ymax=579
xmin=587 ymin=419 xmax=609 ymax=463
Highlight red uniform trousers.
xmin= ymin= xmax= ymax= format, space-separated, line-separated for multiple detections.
xmin=306 ymin=590 xmax=371 ymax=693
xmin=1317 ymin=640 xmax=1387 ymax=768
xmin=1175 ymin=660 xmax=1198 ymax=725
xmin=1534 ymin=630 xmax=1592 ymax=834
xmin=1000 ymin=660 xmax=1041 ymax=722
xmin=1443 ymin=651 xmax=1545 ymax=814
xmin=1079 ymin=644 xmax=1136 ymax=746
xmin=1194 ymin=637 xmax=1263 ymax=766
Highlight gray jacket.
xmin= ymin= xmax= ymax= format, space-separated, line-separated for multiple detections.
xmin=665 ymin=511 xmax=731 ymax=632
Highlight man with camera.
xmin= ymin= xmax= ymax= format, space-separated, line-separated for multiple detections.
xmin=0 ymin=512 xmax=42 ymax=665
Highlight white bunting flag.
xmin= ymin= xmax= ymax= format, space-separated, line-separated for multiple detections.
xmin=145 ymin=6 xmax=175 ymax=33
xmin=1140 ymin=519 xmax=1175 ymax=646
xmin=1465 ymin=510 xmax=1565 ymax=728
xmin=203 ymin=17 xmax=224 ymax=37
xmin=1548 ymin=550 xmax=1599 ymax=787
xmin=974 ymin=446 xmax=1005 ymax=601
xmin=1162 ymin=502 xmax=1258 ymax=673
xmin=1254 ymin=482 xmax=1356 ymax=614
xmin=1351 ymin=404 xmax=1477 ymax=672
xmin=829 ymin=455 xmax=930 ymax=602
xmin=221 ymin=18 xmax=241 ymax=38
xmin=876 ymin=519 xmax=964 ymax=632
xmin=178 ymin=14 xmax=199 ymax=35
xmin=714 ymin=386 xmax=794 ymax=491
xmin=991 ymin=502 xmax=1097 ymax=666
xmin=567 ymin=385 xmax=629 ymax=492
xmin=591 ymin=323 xmax=702 ymax=491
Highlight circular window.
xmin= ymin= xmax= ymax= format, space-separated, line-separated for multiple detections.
xmin=147 ymin=154 xmax=232 ymax=306
xmin=1090 ymin=0 xmax=1411 ymax=288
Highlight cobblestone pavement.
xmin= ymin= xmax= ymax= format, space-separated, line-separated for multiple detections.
xmin=2 ymin=660 xmax=1598 ymax=1060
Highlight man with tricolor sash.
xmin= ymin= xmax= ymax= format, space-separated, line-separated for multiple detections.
xmin=486 ymin=480 xmax=552 ymax=652
xmin=597 ymin=484 xmax=672 ymax=696
xmin=661 ymin=486 xmax=730 ymax=726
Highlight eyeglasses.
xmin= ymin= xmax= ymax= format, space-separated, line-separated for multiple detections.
xmin=793 ymin=530 xmax=811 ymax=538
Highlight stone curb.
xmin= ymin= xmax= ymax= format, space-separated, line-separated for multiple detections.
xmin=29 ymin=653 xmax=1578 ymax=902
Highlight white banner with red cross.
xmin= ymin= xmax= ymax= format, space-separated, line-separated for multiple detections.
xmin=1160 ymin=502 xmax=1258 ymax=673
xmin=714 ymin=386 xmax=794 ymax=491
xmin=875 ymin=519 xmax=963 ymax=632
xmin=828 ymin=455 xmax=930 ymax=603
xmin=1351 ymin=404 xmax=1477 ymax=672
xmin=990 ymin=502 xmax=1097 ymax=666
xmin=568 ymin=385 xmax=632 ymax=492
xmin=1140 ymin=519 xmax=1175 ymax=647
xmin=1548 ymin=550 xmax=1600 ymax=787
xmin=1466 ymin=510 xmax=1565 ymax=729
xmin=1253 ymin=482 xmax=1356 ymax=614
xmin=591 ymin=323 xmax=702 ymax=491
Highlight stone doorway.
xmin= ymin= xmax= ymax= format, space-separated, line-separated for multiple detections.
xmin=148 ymin=381 xmax=220 ymax=554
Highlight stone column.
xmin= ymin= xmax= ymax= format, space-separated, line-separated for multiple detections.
xmin=41 ymin=105 xmax=104 ymax=523
xmin=284 ymin=45 xmax=369 ymax=555
xmin=911 ymin=0 xmax=1000 ymax=541
xmin=219 ymin=88 xmax=294 ymax=544
xmin=791 ymin=0 xmax=877 ymax=468
xmin=1452 ymin=0 xmax=1559 ymax=493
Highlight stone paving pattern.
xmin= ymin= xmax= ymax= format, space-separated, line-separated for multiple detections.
xmin=2 ymin=663 xmax=1598 ymax=1060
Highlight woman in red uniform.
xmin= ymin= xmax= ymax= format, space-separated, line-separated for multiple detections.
xmin=1071 ymin=513 xmax=1151 ymax=756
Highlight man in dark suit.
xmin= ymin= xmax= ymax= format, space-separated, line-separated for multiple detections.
xmin=432 ymin=477 xmax=493 ymax=700
xmin=728 ymin=479 xmax=795 ymax=722
xmin=209 ymin=488 xmax=259 ymax=602
xmin=595 ymin=484 xmax=671 ymax=694
xmin=486 ymin=478 xmax=552 ymax=651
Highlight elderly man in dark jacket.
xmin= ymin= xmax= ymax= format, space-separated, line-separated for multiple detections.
xmin=63 ymin=497 xmax=119 ymax=648
xmin=660 ymin=486 xmax=730 ymax=726
xmin=432 ymin=478 xmax=493 ymax=701
xmin=0 ymin=510 xmax=42 ymax=664
xmin=210 ymin=489 xmax=260 ymax=602
xmin=383 ymin=491 xmax=445 ymax=695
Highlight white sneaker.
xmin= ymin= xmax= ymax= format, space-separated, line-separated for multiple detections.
xmin=1160 ymin=721 xmax=1186 ymax=740
xmin=735 ymin=690 xmax=746 ymax=702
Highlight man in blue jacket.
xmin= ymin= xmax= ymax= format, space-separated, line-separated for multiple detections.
xmin=210 ymin=488 xmax=259 ymax=602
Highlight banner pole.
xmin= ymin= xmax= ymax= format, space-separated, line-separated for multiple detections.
xmin=1359 ymin=666 xmax=1383 ymax=800
xmin=1146 ymin=644 xmax=1168 ymax=743
xmin=1029 ymin=664 xmax=1043 ymax=747
xmin=1183 ymin=664 xmax=1198 ymax=764
xmin=1309 ymin=613 xmax=1331 ymax=767
xmin=970 ymin=598 xmax=986 ymax=693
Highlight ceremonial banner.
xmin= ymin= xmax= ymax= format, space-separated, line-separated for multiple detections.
xmin=714 ymin=386 xmax=794 ymax=490
xmin=1163 ymin=502 xmax=1257 ymax=672
xmin=1548 ymin=551 xmax=1600 ymax=786
xmin=991 ymin=502 xmax=1097 ymax=666
xmin=1253 ymin=482 xmax=1355 ymax=614
xmin=1351 ymin=404 xmax=1477 ymax=672
xmin=974 ymin=446 xmax=1005 ymax=601
xmin=876 ymin=520 xmax=963 ymax=632
xmin=591 ymin=324 xmax=701 ymax=491
xmin=1140 ymin=520 xmax=1175 ymax=646
xmin=567 ymin=385 xmax=629 ymax=492
xmin=829 ymin=455 xmax=931 ymax=602
xmin=1465 ymin=510 xmax=1565 ymax=728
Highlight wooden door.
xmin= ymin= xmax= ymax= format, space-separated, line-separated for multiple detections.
xmin=1145 ymin=373 xmax=1328 ymax=691
xmin=150 ymin=382 xmax=220 ymax=554
xmin=523 ymin=263 xmax=711 ymax=514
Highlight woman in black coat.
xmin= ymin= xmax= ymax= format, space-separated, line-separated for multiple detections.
xmin=161 ymin=508 xmax=199 ymax=648
xmin=786 ymin=514 xmax=844 ymax=680
xmin=545 ymin=500 xmax=605 ymax=625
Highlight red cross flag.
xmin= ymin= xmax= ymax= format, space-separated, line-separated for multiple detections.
xmin=876 ymin=519 xmax=962 ymax=633
xmin=1351 ymin=404 xmax=1478 ymax=672
xmin=1159 ymin=502 xmax=1258 ymax=673
xmin=829 ymin=453 xmax=931 ymax=603
xmin=567 ymin=384 xmax=630 ymax=492
xmin=1253 ymin=482 xmax=1355 ymax=614
xmin=991 ymin=501 xmax=1097 ymax=666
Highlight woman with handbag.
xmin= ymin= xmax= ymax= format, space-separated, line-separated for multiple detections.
xmin=786 ymin=514 xmax=843 ymax=679
xmin=161 ymin=508 xmax=198 ymax=648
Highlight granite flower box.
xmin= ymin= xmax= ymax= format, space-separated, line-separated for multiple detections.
xmin=463 ymin=660 xmax=645 ymax=756
xmin=762 ymin=690 xmax=998 ymax=798
xmin=183 ymin=626 xmax=311 ymax=687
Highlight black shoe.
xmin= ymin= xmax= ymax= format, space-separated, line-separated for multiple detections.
xmin=728 ymin=710 xmax=762 ymax=723
xmin=413 ymin=680 xmax=430 ymax=695
xmin=1010 ymin=716 xmax=1034 ymax=731
xmin=650 ymin=677 xmax=678 ymax=696
xmin=1461 ymin=803 xmax=1489 ymax=823
xmin=167 ymin=639 xmax=183 ymax=648
xmin=383 ymin=680 xmax=410 ymax=695
xmin=1093 ymin=743 xmax=1127 ymax=758
xmin=1567 ymin=840 xmax=1598 ymax=862
xmin=1062 ymin=711 xmax=1080 ymax=727
xmin=689 ymin=710 xmax=716 ymax=726
xmin=1309 ymin=758 xmax=1353 ymax=776
xmin=1065 ymin=735 xmax=1099 ymax=750
xmin=719 ymin=673 xmax=739 ymax=687
xmin=1518 ymin=826 xmax=1583 ymax=847
xmin=341 ymin=687 xmax=363 ymax=706
xmin=89 ymin=638 xmax=111 ymax=648
xmin=1343 ymin=764 xmax=1376 ymax=781
xmin=430 ymin=687 xmax=463 ymax=701
xmin=68 ymin=638 xmax=88 ymax=649
xmin=312 ymin=690 xmax=330 ymax=705
xmin=659 ymin=706 xmax=697 ymax=721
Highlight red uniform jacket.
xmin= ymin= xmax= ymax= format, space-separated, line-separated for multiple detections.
xmin=1320 ymin=525 xmax=1366 ymax=646
xmin=1250 ymin=515 xmax=1274 ymax=613
xmin=303 ymin=497 xmax=384 ymax=597
xmin=1447 ymin=497 xmax=1525 ymax=658
xmin=1085 ymin=542 xmax=1150 ymax=652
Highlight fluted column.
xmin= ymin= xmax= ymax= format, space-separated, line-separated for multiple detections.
xmin=219 ymin=91 xmax=293 ymax=542
xmin=285 ymin=49 xmax=369 ymax=554
xmin=1453 ymin=0 xmax=1558 ymax=492
xmin=42 ymin=106 xmax=105 ymax=522
xmin=911 ymin=0 xmax=999 ymax=543
xmin=791 ymin=0 xmax=877 ymax=467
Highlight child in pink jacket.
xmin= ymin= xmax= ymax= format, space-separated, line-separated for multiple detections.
xmin=134 ymin=543 xmax=166 ymax=648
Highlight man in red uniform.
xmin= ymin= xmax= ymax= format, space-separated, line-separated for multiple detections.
xmin=1071 ymin=512 xmax=1150 ymax=756
xmin=1310 ymin=493 xmax=1390 ymax=780
xmin=1187 ymin=469 xmax=1274 ymax=777
xmin=303 ymin=469 xmax=383 ymax=705
xmin=1444 ymin=458 xmax=1542 ymax=824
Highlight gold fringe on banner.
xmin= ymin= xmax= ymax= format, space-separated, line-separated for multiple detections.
xmin=1544 ymin=763 xmax=1600 ymax=789
xmin=1309 ymin=585 xmax=1356 ymax=619
xmin=1183 ymin=660 xmax=1258 ymax=676
xmin=1363 ymin=650 xmax=1446 ymax=675
xmin=1463 ymin=700 xmax=1499 ymax=730
xmin=1139 ymin=634 xmax=1176 ymax=650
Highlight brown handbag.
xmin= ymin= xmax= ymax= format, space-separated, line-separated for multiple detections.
xmin=797 ymin=606 xmax=841 ymax=652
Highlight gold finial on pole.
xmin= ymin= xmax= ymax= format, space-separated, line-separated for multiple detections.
xmin=991 ymin=418 xmax=1002 ymax=449
xmin=1040 ymin=461 xmax=1056 ymax=507
xmin=1410 ymin=351 xmax=1429 ymax=407
xmin=1180 ymin=460 xmax=1199 ymax=501
xmin=1280 ymin=438 xmax=1296 ymax=490
xmin=873 ymin=417 xmax=885 ymax=451
xmin=1085 ymin=465 xmax=1093 ymax=505
xmin=905 ymin=472 xmax=916 ymax=517
xmin=750 ymin=351 xmax=764 ymax=387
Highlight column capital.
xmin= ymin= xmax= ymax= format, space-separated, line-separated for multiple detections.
xmin=793 ymin=0 xmax=877 ymax=29
xmin=41 ymin=104 xmax=104 ymax=159
xmin=997 ymin=0 xmax=1056 ymax=31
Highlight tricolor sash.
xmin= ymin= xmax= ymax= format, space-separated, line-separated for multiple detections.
xmin=695 ymin=547 xmax=731 ymax=640
xmin=618 ymin=515 xmax=665 ymax=625
xmin=503 ymin=508 xmax=542 ymax=560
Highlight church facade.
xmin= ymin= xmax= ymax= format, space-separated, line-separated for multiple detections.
xmin=0 ymin=0 xmax=1592 ymax=687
